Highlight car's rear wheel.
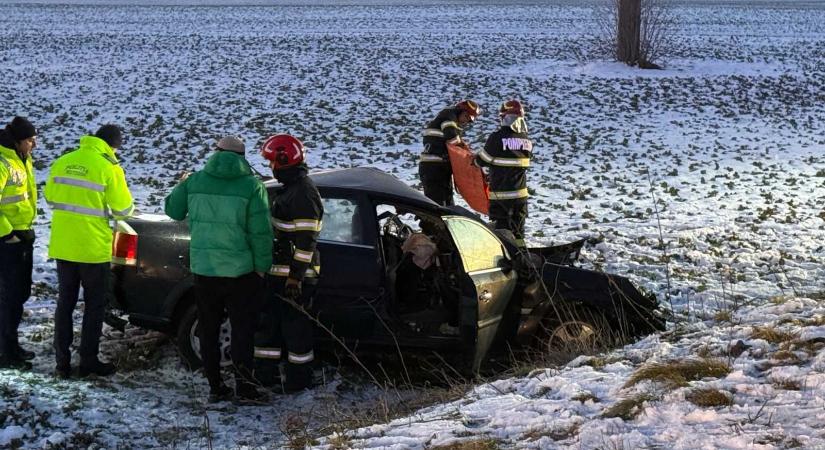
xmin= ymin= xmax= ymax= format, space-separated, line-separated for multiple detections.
xmin=175 ymin=303 xmax=233 ymax=370
xmin=538 ymin=306 xmax=613 ymax=357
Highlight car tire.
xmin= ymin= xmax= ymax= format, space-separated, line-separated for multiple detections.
xmin=538 ymin=306 xmax=614 ymax=357
xmin=175 ymin=302 xmax=233 ymax=370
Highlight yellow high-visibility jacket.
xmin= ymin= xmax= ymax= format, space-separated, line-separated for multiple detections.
xmin=45 ymin=135 xmax=134 ymax=263
xmin=0 ymin=144 xmax=37 ymax=237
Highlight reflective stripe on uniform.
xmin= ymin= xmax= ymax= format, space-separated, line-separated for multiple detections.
xmin=53 ymin=176 xmax=105 ymax=192
xmin=49 ymin=201 xmax=108 ymax=218
xmin=422 ymin=129 xmax=444 ymax=138
xmin=288 ymin=350 xmax=314 ymax=364
xmin=447 ymin=136 xmax=462 ymax=145
xmin=271 ymin=218 xmax=322 ymax=232
xmin=254 ymin=347 xmax=282 ymax=359
xmin=420 ymin=154 xmax=447 ymax=163
xmin=111 ymin=204 xmax=135 ymax=218
xmin=0 ymin=192 xmax=28 ymax=205
xmin=293 ymin=249 xmax=313 ymax=263
xmin=478 ymin=149 xmax=530 ymax=168
xmin=268 ymin=264 xmax=320 ymax=277
xmin=440 ymin=121 xmax=459 ymax=131
xmin=488 ymin=188 xmax=529 ymax=200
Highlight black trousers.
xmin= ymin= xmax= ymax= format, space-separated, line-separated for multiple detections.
xmin=489 ymin=199 xmax=528 ymax=244
xmin=255 ymin=276 xmax=316 ymax=389
xmin=193 ymin=272 xmax=260 ymax=390
xmin=0 ymin=237 xmax=33 ymax=357
xmin=419 ymin=162 xmax=454 ymax=207
xmin=54 ymin=260 xmax=108 ymax=368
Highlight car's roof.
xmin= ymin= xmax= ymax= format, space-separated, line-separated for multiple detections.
xmin=265 ymin=167 xmax=439 ymax=209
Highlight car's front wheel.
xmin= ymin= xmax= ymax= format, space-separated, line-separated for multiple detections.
xmin=175 ymin=303 xmax=233 ymax=370
xmin=538 ymin=306 xmax=613 ymax=357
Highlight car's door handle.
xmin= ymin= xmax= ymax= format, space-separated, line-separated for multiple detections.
xmin=479 ymin=290 xmax=492 ymax=302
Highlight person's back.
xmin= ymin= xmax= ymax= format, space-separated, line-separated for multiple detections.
xmin=46 ymin=135 xmax=134 ymax=263
xmin=166 ymin=150 xmax=271 ymax=277
xmin=480 ymin=126 xmax=532 ymax=197
xmin=45 ymin=125 xmax=134 ymax=378
xmin=164 ymin=136 xmax=272 ymax=403
xmin=476 ymin=100 xmax=532 ymax=247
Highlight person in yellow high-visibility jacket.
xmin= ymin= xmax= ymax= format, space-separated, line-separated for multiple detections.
xmin=0 ymin=116 xmax=38 ymax=371
xmin=44 ymin=124 xmax=134 ymax=379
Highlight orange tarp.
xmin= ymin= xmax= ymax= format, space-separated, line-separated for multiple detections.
xmin=448 ymin=143 xmax=489 ymax=215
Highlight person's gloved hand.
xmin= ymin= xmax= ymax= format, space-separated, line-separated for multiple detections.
xmin=284 ymin=278 xmax=301 ymax=300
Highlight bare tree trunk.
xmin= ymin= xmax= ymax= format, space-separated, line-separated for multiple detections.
xmin=617 ymin=0 xmax=641 ymax=65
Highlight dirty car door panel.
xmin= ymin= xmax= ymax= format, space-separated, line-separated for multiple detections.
xmin=445 ymin=216 xmax=517 ymax=373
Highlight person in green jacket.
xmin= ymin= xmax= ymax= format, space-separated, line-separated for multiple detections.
xmin=164 ymin=135 xmax=273 ymax=403
xmin=0 ymin=116 xmax=38 ymax=370
xmin=45 ymin=125 xmax=135 ymax=379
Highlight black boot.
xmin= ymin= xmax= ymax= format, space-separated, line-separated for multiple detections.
xmin=235 ymin=382 xmax=269 ymax=405
xmin=14 ymin=345 xmax=35 ymax=361
xmin=0 ymin=354 xmax=32 ymax=371
xmin=208 ymin=383 xmax=233 ymax=403
xmin=55 ymin=364 xmax=72 ymax=380
xmin=79 ymin=359 xmax=117 ymax=377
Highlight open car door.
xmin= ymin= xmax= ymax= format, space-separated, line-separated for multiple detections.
xmin=443 ymin=216 xmax=517 ymax=373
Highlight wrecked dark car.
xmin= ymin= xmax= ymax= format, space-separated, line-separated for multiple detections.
xmin=109 ymin=167 xmax=664 ymax=374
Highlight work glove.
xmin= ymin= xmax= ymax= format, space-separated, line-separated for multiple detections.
xmin=284 ymin=277 xmax=302 ymax=300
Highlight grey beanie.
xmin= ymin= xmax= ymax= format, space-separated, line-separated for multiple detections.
xmin=216 ymin=135 xmax=245 ymax=154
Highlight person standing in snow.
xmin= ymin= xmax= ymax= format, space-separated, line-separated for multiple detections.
xmin=255 ymin=134 xmax=323 ymax=393
xmin=164 ymin=136 xmax=272 ymax=403
xmin=419 ymin=100 xmax=481 ymax=206
xmin=475 ymin=100 xmax=533 ymax=247
xmin=0 ymin=117 xmax=38 ymax=371
xmin=45 ymin=125 xmax=135 ymax=378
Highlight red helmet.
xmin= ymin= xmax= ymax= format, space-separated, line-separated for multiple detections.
xmin=456 ymin=100 xmax=481 ymax=121
xmin=260 ymin=134 xmax=305 ymax=170
xmin=499 ymin=100 xmax=524 ymax=117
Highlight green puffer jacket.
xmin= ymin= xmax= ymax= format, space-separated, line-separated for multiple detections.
xmin=164 ymin=151 xmax=273 ymax=277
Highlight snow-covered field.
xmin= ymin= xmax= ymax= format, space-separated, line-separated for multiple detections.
xmin=0 ymin=0 xmax=823 ymax=448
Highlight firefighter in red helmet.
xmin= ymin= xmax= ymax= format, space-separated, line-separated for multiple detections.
xmin=475 ymin=100 xmax=533 ymax=246
xmin=419 ymin=100 xmax=481 ymax=206
xmin=255 ymin=134 xmax=323 ymax=392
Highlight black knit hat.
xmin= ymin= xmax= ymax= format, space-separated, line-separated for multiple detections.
xmin=6 ymin=116 xmax=37 ymax=141
xmin=95 ymin=124 xmax=123 ymax=149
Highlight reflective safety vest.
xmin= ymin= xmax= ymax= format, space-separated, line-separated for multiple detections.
xmin=0 ymin=145 xmax=37 ymax=237
xmin=44 ymin=135 xmax=134 ymax=263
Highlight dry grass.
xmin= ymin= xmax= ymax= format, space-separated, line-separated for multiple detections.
xmin=429 ymin=439 xmax=500 ymax=450
xmin=624 ymin=358 xmax=731 ymax=389
xmin=780 ymin=338 xmax=825 ymax=356
xmin=583 ymin=356 xmax=623 ymax=369
xmin=572 ymin=392 xmax=600 ymax=403
xmin=714 ymin=310 xmax=732 ymax=322
xmin=770 ymin=377 xmax=802 ymax=391
xmin=523 ymin=423 xmax=581 ymax=442
xmin=326 ymin=433 xmax=352 ymax=450
xmin=602 ymin=393 xmax=659 ymax=420
xmin=771 ymin=350 xmax=802 ymax=363
xmin=750 ymin=325 xmax=797 ymax=344
xmin=685 ymin=388 xmax=732 ymax=407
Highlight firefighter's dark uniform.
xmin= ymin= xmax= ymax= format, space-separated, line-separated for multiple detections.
xmin=476 ymin=127 xmax=533 ymax=246
xmin=255 ymin=167 xmax=323 ymax=391
xmin=419 ymin=107 xmax=465 ymax=206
